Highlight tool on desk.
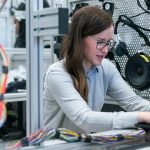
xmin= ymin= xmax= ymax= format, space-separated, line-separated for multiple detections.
xmin=135 ymin=122 xmax=150 ymax=132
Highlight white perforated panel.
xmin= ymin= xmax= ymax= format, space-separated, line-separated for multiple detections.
xmin=109 ymin=0 xmax=150 ymax=99
xmin=68 ymin=0 xmax=150 ymax=99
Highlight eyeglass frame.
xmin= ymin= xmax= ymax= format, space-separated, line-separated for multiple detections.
xmin=88 ymin=36 xmax=116 ymax=51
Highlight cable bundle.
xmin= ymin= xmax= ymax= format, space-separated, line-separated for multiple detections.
xmin=88 ymin=128 xmax=146 ymax=144
xmin=7 ymin=128 xmax=80 ymax=149
xmin=7 ymin=127 xmax=146 ymax=150
xmin=7 ymin=128 xmax=57 ymax=149
xmin=0 ymin=44 xmax=8 ymax=128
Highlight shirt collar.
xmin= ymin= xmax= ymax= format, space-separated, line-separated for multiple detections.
xmin=86 ymin=65 xmax=99 ymax=76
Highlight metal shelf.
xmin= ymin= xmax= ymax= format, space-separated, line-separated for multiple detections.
xmin=4 ymin=92 xmax=26 ymax=103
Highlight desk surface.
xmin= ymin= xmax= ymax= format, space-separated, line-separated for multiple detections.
xmin=1 ymin=137 xmax=150 ymax=150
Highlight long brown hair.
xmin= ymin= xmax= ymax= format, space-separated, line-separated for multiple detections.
xmin=61 ymin=6 xmax=113 ymax=102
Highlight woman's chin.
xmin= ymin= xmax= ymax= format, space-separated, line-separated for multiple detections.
xmin=94 ymin=60 xmax=102 ymax=66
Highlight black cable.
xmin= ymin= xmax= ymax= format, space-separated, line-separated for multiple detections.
xmin=114 ymin=15 xmax=150 ymax=46
xmin=137 ymin=0 xmax=150 ymax=14
xmin=130 ymin=12 xmax=146 ymax=18
xmin=120 ymin=15 xmax=150 ymax=32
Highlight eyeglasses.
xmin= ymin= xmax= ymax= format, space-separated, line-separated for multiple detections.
xmin=88 ymin=36 xmax=115 ymax=51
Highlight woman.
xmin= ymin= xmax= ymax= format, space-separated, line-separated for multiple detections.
xmin=43 ymin=6 xmax=150 ymax=133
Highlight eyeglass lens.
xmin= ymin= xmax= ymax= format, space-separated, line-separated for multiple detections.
xmin=96 ymin=40 xmax=115 ymax=50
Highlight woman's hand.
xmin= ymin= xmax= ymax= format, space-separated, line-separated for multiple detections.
xmin=138 ymin=112 xmax=150 ymax=123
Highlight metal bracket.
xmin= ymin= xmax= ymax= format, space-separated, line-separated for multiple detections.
xmin=33 ymin=8 xmax=69 ymax=36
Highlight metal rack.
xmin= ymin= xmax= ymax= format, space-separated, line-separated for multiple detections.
xmin=26 ymin=0 xmax=69 ymax=134
xmin=4 ymin=92 xmax=26 ymax=103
